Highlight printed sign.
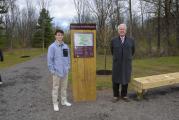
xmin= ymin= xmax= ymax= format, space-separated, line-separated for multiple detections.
xmin=74 ymin=33 xmax=94 ymax=58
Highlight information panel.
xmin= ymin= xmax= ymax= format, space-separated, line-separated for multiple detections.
xmin=74 ymin=32 xmax=94 ymax=58
xmin=70 ymin=23 xmax=96 ymax=102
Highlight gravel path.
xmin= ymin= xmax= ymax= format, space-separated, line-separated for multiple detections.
xmin=0 ymin=55 xmax=179 ymax=120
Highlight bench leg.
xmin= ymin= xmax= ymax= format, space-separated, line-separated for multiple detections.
xmin=137 ymin=90 xmax=145 ymax=100
xmin=137 ymin=92 xmax=143 ymax=100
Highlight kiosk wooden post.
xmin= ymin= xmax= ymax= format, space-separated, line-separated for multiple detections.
xmin=70 ymin=23 xmax=96 ymax=102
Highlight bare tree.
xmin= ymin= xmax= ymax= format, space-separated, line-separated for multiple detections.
xmin=87 ymin=0 xmax=113 ymax=46
xmin=139 ymin=0 xmax=147 ymax=31
xmin=38 ymin=0 xmax=51 ymax=10
xmin=170 ymin=0 xmax=179 ymax=49
xmin=73 ymin=0 xmax=94 ymax=23
xmin=109 ymin=0 xmax=123 ymax=36
xmin=146 ymin=13 xmax=152 ymax=54
xmin=162 ymin=0 xmax=179 ymax=50
xmin=5 ymin=0 xmax=18 ymax=49
xmin=115 ymin=0 xmax=122 ymax=26
xmin=164 ymin=0 xmax=172 ymax=55
xmin=176 ymin=0 xmax=179 ymax=48
xmin=0 ymin=0 xmax=8 ymax=25
xmin=25 ymin=0 xmax=37 ymax=47
xmin=86 ymin=0 xmax=113 ymax=70
xmin=157 ymin=0 xmax=161 ymax=52
xmin=73 ymin=0 xmax=84 ymax=23
xmin=16 ymin=0 xmax=37 ymax=48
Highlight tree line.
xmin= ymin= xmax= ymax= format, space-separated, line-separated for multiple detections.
xmin=0 ymin=0 xmax=179 ymax=57
xmin=73 ymin=0 xmax=179 ymax=57
xmin=0 ymin=0 xmax=54 ymax=50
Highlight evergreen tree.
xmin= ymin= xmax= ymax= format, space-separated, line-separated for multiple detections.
xmin=0 ymin=0 xmax=8 ymax=48
xmin=0 ymin=0 xmax=7 ymax=24
xmin=32 ymin=8 xmax=53 ymax=48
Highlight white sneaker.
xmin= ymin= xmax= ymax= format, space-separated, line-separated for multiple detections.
xmin=53 ymin=104 xmax=59 ymax=111
xmin=61 ymin=101 xmax=72 ymax=107
xmin=0 ymin=82 xmax=3 ymax=85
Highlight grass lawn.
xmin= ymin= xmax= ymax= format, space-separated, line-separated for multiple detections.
xmin=0 ymin=48 xmax=46 ymax=68
xmin=1 ymin=49 xmax=179 ymax=90
xmin=96 ymin=54 xmax=179 ymax=89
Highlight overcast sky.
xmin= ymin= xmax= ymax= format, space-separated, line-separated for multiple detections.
xmin=17 ymin=0 xmax=77 ymax=29
xmin=17 ymin=0 xmax=140 ymax=29
xmin=49 ymin=0 xmax=76 ymax=28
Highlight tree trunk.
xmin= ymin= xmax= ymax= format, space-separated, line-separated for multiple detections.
xmin=147 ymin=17 xmax=152 ymax=55
xmin=164 ymin=0 xmax=171 ymax=55
xmin=115 ymin=0 xmax=121 ymax=25
xmin=176 ymin=0 xmax=179 ymax=48
xmin=157 ymin=0 xmax=161 ymax=53
xmin=139 ymin=0 xmax=144 ymax=31
xmin=129 ymin=0 xmax=133 ymax=37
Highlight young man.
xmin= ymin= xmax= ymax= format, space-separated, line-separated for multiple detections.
xmin=47 ymin=29 xmax=71 ymax=112
xmin=110 ymin=24 xmax=135 ymax=102
xmin=0 ymin=49 xmax=4 ymax=85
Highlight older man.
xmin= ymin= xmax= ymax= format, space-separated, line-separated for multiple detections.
xmin=110 ymin=24 xmax=135 ymax=102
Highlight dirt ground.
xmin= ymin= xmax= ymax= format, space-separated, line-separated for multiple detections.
xmin=0 ymin=55 xmax=179 ymax=120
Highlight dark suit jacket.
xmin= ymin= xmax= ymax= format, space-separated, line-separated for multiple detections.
xmin=110 ymin=36 xmax=135 ymax=84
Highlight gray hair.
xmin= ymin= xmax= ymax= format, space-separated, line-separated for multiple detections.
xmin=117 ymin=24 xmax=127 ymax=31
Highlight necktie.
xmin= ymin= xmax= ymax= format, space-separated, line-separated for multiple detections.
xmin=121 ymin=37 xmax=124 ymax=44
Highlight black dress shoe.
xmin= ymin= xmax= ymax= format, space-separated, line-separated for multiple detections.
xmin=122 ymin=96 xmax=130 ymax=102
xmin=111 ymin=97 xmax=119 ymax=103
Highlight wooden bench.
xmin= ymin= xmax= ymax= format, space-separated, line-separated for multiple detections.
xmin=131 ymin=72 xmax=179 ymax=99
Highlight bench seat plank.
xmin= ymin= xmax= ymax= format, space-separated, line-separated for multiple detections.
xmin=131 ymin=72 xmax=179 ymax=98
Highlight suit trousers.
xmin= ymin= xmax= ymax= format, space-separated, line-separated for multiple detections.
xmin=52 ymin=74 xmax=68 ymax=105
xmin=112 ymin=82 xmax=128 ymax=97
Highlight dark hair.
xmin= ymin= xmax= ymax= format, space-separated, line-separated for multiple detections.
xmin=55 ymin=29 xmax=64 ymax=35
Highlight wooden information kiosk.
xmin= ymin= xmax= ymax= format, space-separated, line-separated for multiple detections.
xmin=70 ymin=23 xmax=96 ymax=102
